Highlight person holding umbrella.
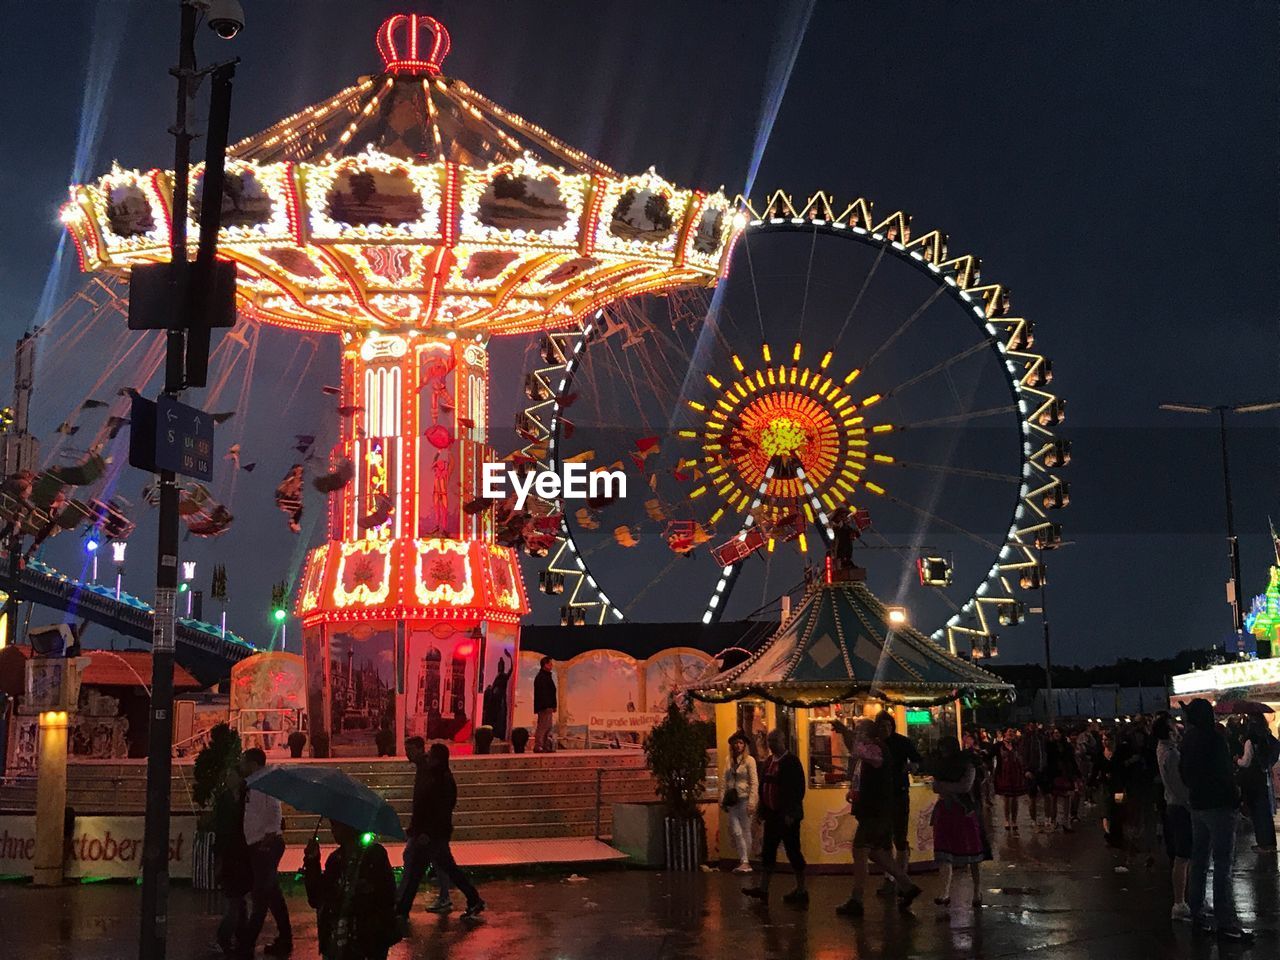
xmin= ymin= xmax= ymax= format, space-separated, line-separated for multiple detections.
xmin=246 ymin=764 xmax=407 ymax=957
xmin=304 ymin=821 xmax=399 ymax=960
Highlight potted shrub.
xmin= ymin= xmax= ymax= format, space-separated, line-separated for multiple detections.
xmin=192 ymin=724 xmax=242 ymax=890
xmin=510 ymin=726 xmax=530 ymax=754
xmin=311 ymin=730 xmax=330 ymax=758
xmin=287 ymin=730 xmax=307 ymax=758
xmin=474 ymin=725 xmax=495 ymax=755
xmin=640 ymin=704 xmax=709 ymax=870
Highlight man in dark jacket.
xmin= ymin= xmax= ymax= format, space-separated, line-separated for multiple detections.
xmin=395 ymin=738 xmax=450 ymax=920
xmin=533 ymin=656 xmax=557 ymax=752
xmin=877 ymin=711 xmax=923 ymax=889
xmin=420 ymin=743 xmax=486 ymax=921
xmin=836 ymin=718 xmax=922 ymax=917
xmin=742 ymin=729 xmax=808 ymax=905
xmin=1178 ymin=698 xmax=1250 ymax=941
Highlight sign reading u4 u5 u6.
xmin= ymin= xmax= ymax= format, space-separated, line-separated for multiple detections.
xmin=128 ymin=394 xmax=215 ymax=481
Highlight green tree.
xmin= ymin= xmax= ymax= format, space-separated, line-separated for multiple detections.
xmin=643 ymin=703 xmax=709 ymax=818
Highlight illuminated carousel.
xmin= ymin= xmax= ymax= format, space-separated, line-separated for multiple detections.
xmin=61 ymin=12 xmax=741 ymax=752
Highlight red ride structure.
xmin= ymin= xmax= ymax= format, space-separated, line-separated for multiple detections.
xmin=61 ymin=12 xmax=742 ymax=752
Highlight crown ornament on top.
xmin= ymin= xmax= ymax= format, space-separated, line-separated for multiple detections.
xmin=376 ymin=12 xmax=451 ymax=76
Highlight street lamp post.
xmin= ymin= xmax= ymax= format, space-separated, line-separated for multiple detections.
xmin=1159 ymin=398 xmax=1280 ymax=656
xmin=84 ymin=534 xmax=100 ymax=582
xmin=181 ymin=561 xmax=196 ymax=617
xmin=111 ymin=541 xmax=126 ymax=599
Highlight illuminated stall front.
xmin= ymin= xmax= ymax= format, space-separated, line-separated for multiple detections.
xmin=1171 ymin=657 xmax=1280 ymax=735
xmin=692 ymin=570 xmax=1011 ymax=867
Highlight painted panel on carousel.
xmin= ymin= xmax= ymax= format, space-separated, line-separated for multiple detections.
xmin=405 ymin=623 xmax=479 ymax=744
xmin=303 ymin=626 xmax=327 ymax=742
xmin=328 ymin=625 xmax=396 ymax=753
xmin=479 ymin=622 xmax=518 ymax=741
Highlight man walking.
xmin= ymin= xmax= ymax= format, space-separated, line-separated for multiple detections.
xmin=1179 ymin=698 xmax=1251 ymax=942
xmin=742 ymin=729 xmax=808 ymax=906
xmin=835 ymin=718 xmax=922 ymax=917
xmin=421 ymin=743 xmax=486 ymax=921
xmin=396 ymin=737 xmax=451 ymax=923
xmin=533 ymin=656 xmax=557 ymax=752
xmin=240 ymin=748 xmax=292 ymax=957
xmin=1019 ymin=722 xmax=1046 ymax=831
xmin=875 ymin=711 xmax=922 ymax=893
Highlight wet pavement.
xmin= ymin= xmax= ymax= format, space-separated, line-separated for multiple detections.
xmin=2 ymin=821 xmax=1277 ymax=959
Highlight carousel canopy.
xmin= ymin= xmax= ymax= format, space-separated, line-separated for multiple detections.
xmin=61 ymin=12 xmax=740 ymax=337
xmin=691 ymin=577 xmax=1012 ymax=707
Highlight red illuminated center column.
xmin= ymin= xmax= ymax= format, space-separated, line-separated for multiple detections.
xmin=296 ymin=333 xmax=527 ymax=757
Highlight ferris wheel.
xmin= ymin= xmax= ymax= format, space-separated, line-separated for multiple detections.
xmin=516 ymin=190 xmax=1068 ymax=657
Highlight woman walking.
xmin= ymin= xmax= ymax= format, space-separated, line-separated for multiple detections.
xmin=1237 ymin=716 xmax=1277 ymax=852
xmin=993 ymin=729 xmax=1026 ymax=832
xmin=1153 ymin=714 xmax=1192 ymax=921
xmin=1045 ymin=727 xmax=1080 ymax=831
xmin=930 ymin=737 xmax=987 ymax=910
xmin=722 ymin=731 xmax=759 ymax=872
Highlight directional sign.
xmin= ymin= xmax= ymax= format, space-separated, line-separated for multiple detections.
xmin=156 ymin=396 xmax=213 ymax=480
xmin=128 ymin=394 xmax=215 ymax=481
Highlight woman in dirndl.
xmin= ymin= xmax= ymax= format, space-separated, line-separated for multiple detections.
xmin=993 ymin=729 xmax=1027 ymax=832
xmin=930 ymin=737 xmax=987 ymax=909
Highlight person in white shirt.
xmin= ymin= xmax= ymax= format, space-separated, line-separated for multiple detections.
xmin=721 ymin=731 xmax=758 ymax=873
xmin=240 ymin=748 xmax=292 ymax=957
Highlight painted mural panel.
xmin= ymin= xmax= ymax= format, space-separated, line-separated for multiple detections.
xmin=478 ymin=623 xmax=518 ymax=740
xmin=643 ymin=649 xmax=714 ymax=720
xmin=404 ymin=624 xmax=479 ymax=744
xmin=560 ymin=650 xmax=641 ymax=748
xmin=303 ymin=626 xmax=328 ymax=747
xmin=328 ymin=625 xmax=396 ymax=754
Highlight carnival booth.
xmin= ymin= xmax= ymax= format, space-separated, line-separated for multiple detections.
xmin=1171 ymin=658 xmax=1280 ymax=736
xmin=692 ymin=571 xmax=1012 ymax=868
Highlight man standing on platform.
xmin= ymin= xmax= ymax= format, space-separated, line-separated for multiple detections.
xmin=533 ymin=656 xmax=557 ymax=752
xmin=742 ymin=729 xmax=808 ymax=906
xmin=240 ymin=748 xmax=292 ymax=957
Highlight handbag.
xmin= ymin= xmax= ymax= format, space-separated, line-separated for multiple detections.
xmin=722 ymin=787 xmax=740 ymax=809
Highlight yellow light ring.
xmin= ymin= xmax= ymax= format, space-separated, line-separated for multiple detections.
xmin=689 ymin=364 xmax=887 ymax=527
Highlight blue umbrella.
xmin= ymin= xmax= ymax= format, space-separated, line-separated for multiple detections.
xmin=247 ymin=766 xmax=404 ymax=840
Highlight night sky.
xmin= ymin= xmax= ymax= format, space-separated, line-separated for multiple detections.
xmin=0 ymin=1 xmax=1275 ymax=666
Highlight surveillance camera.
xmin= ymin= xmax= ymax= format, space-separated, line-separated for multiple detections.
xmin=206 ymin=0 xmax=245 ymax=40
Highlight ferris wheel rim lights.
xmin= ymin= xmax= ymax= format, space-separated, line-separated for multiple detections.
xmin=527 ymin=191 xmax=1066 ymax=654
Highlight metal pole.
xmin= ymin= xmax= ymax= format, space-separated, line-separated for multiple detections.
xmin=139 ymin=5 xmax=195 ymax=958
xmin=1217 ymin=407 xmax=1245 ymax=644
xmin=1039 ymin=543 xmax=1054 ymax=724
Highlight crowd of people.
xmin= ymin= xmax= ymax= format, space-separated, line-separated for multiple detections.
xmin=205 ymin=701 xmax=1276 ymax=956
xmin=722 ymin=705 xmax=1279 ymax=942
xmin=212 ymin=739 xmax=485 ymax=960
